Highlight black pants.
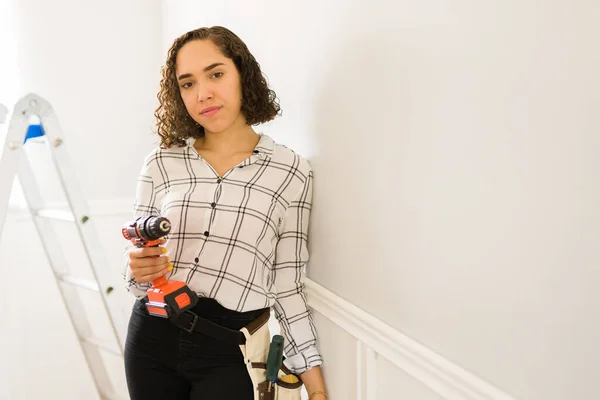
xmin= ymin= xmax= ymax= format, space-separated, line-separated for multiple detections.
xmin=124 ymin=297 xmax=267 ymax=400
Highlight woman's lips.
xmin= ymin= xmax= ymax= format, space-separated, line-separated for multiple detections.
xmin=201 ymin=106 xmax=221 ymax=117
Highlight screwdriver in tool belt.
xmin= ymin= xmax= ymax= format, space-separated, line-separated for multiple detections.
xmin=266 ymin=335 xmax=284 ymax=392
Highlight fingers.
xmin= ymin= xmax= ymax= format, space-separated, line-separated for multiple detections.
xmin=131 ymin=253 xmax=170 ymax=268
xmin=131 ymin=256 xmax=172 ymax=283
xmin=129 ymin=245 xmax=167 ymax=259
xmin=138 ymin=263 xmax=172 ymax=283
xmin=128 ymin=245 xmax=173 ymax=283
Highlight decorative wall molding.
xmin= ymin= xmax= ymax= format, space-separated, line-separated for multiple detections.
xmin=304 ymin=279 xmax=519 ymax=400
xmin=356 ymin=341 xmax=378 ymax=400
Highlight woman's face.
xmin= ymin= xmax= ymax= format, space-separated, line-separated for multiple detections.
xmin=175 ymin=39 xmax=245 ymax=135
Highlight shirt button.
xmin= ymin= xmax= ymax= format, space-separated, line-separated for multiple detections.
xmin=211 ymin=202 xmax=216 ymax=208
xmin=217 ymin=178 xmax=222 ymax=184
xmin=194 ymin=257 xmax=199 ymax=263
xmin=204 ymin=231 xmax=210 ymax=237
xmin=253 ymin=150 xmax=259 ymax=154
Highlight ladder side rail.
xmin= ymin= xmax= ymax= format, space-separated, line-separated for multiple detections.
xmin=0 ymin=106 xmax=30 ymax=237
xmin=0 ymin=103 xmax=7 ymax=123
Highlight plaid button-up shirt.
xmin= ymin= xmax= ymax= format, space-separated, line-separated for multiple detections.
xmin=123 ymin=133 xmax=322 ymax=373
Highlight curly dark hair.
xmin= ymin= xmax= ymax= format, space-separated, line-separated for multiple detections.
xmin=154 ymin=26 xmax=281 ymax=148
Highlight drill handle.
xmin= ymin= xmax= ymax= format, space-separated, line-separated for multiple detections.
xmin=131 ymin=239 xmax=169 ymax=287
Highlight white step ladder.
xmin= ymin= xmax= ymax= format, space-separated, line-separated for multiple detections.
xmin=0 ymin=94 xmax=127 ymax=400
xmin=0 ymin=103 xmax=7 ymax=124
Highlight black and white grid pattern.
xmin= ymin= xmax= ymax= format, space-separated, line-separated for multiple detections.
xmin=123 ymin=134 xmax=322 ymax=373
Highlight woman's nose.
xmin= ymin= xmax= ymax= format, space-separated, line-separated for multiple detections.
xmin=197 ymin=86 xmax=213 ymax=102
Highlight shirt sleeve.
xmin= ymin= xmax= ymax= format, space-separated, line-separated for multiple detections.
xmin=122 ymin=152 xmax=161 ymax=298
xmin=272 ymin=166 xmax=323 ymax=374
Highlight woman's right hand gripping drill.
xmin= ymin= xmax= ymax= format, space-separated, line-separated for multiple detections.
xmin=128 ymin=239 xmax=174 ymax=284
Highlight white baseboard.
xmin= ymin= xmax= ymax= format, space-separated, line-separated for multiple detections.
xmin=304 ymin=279 xmax=519 ymax=400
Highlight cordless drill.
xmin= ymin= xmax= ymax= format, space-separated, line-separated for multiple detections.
xmin=122 ymin=216 xmax=198 ymax=318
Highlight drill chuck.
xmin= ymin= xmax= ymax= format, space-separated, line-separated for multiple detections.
xmin=122 ymin=216 xmax=172 ymax=242
xmin=143 ymin=217 xmax=171 ymax=240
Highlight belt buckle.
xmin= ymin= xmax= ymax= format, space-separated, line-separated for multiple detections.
xmin=182 ymin=310 xmax=199 ymax=333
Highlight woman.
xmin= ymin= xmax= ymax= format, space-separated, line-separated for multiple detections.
xmin=123 ymin=26 xmax=328 ymax=400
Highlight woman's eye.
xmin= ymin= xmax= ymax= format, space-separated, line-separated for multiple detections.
xmin=211 ymin=72 xmax=223 ymax=79
xmin=181 ymin=82 xmax=193 ymax=89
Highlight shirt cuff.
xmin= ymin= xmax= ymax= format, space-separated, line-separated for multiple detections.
xmin=124 ymin=275 xmax=151 ymax=299
xmin=283 ymin=345 xmax=323 ymax=374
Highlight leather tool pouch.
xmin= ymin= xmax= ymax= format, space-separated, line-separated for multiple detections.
xmin=239 ymin=311 xmax=303 ymax=400
xmin=253 ymin=361 xmax=303 ymax=400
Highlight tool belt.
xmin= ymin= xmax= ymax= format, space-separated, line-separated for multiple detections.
xmin=238 ymin=316 xmax=303 ymax=400
xmin=141 ymin=297 xmax=303 ymax=399
xmin=168 ymin=306 xmax=269 ymax=345
xmin=138 ymin=296 xmax=266 ymax=345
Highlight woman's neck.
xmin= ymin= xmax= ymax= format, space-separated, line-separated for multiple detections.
xmin=198 ymin=123 xmax=259 ymax=155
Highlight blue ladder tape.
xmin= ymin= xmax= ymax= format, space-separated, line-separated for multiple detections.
xmin=24 ymin=124 xmax=45 ymax=143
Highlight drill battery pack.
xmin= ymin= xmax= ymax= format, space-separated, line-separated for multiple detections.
xmin=145 ymin=279 xmax=199 ymax=318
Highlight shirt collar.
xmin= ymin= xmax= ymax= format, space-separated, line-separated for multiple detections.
xmin=185 ymin=132 xmax=274 ymax=158
xmin=254 ymin=133 xmax=274 ymax=158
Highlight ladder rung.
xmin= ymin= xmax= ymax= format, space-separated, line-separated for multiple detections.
xmin=35 ymin=208 xmax=75 ymax=222
xmin=59 ymin=274 xmax=100 ymax=292
xmin=82 ymin=336 xmax=122 ymax=357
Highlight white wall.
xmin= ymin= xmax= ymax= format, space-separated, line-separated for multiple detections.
xmin=2 ymin=1 xmax=599 ymax=399
xmin=0 ymin=0 xmax=21 ymax=107
xmin=10 ymin=0 xmax=164 ymax=204
xmin=163 ymin=1 xmax=599 ymax=400
xmin=0 ymin=0 xmax=21 ymax=176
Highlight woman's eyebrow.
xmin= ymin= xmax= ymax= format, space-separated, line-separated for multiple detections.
xmin=203 ymin=62 xmax=225 ymax=72
xmin=177 ymin=62 xmax=226 ymax=81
